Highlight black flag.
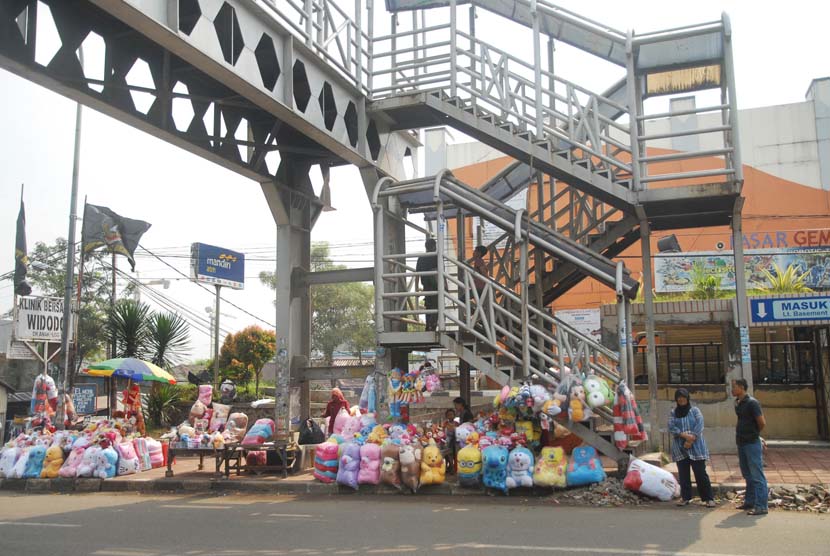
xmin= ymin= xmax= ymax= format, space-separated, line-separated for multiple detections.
xmin=81 ymin=203 xmax=151 ymax=271
xmin=14 ymin=198 xmax=32 ymax=296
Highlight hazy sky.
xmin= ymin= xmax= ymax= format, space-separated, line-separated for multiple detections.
xmin=1 ymin=0 xmax=828 ymax=360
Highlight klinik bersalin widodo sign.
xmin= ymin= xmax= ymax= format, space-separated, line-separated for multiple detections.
xmin=14 ymin=296 xmax=73 ymax=342
xmin=190 ymin=243 xmax=245 ymax=290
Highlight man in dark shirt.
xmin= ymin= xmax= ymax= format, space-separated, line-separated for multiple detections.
xmin=416 ymin=238 xmax=438 ymax=331
xmin=732 ymin=378 xmax=768 ymax=515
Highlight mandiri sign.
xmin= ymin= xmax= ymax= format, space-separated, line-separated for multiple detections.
xmin=190 ymin=243 xmax=245 ymax=289
xmin=750 ymin=294 xmax=830 ymax=325
xmin=14 ymin=296 xmax=73 ymax=342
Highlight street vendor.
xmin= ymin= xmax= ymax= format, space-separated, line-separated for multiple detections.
xmin=453 ymin=397 xmax=474 ymax=424
xmin=323 ymin=387 xmax=350 ymax=435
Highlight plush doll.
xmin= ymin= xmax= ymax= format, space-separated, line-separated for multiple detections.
xmin=0 ymin=448 xmax=19 ymax=478
xmin=40 ymin=445 xmax=64 ymax=479
xmin=529 ymin=384 xmax=551 ymax=413
xmin=219 ymin=379 xmax=237 ymax=404
xmin=583 ymin=375 xmax=615 ymax=410
xmin=97 ymin=447 xmax=119 ymax=479
xmin=9 ymin=447 xmax=31 ymax=479
xmin=208 ymin=402 xmax=231 ymax=433
xmin=116 ymin=442 xmax=140 ymax=476
xmin=481 ymin=445 xmax=509 ymax=494
xmin=197 ymin=384 xmax=213 ymax=406
xmin=399 ymin=444 xmax=421 ymax=493
xmin=455 ymin=423 xmax=476 ymax=449
xmin=189 ymin=400 xmax=207 ymax=425
xmin=533 ymin=446 xmax=568 ymax=488
xmin=76 ymin=446 xmax=101 ymax=478
xmin=313 ymin=442 xmax=340 ymax=483
xmin=332 ymin=408 xmax=351 ymax=436
xmin=59 ymin=447 xmax=86 ymax=478
xmin=456 ymin=444 xmax=482 ymax=487
xmin=241 ymin=418 xmax=276 ymax=447
xmin=223 ymin=413 xmax=249 ymax=444
xmin=566 ymin=446 xmax=606 ymax=487
xmin=336 ymin=443 xmax=361 ymax=490
xmin=144 ymin=438 xmax=164 ymax=469
xmin=341 ymin=415 xmax=363 ymax=441
xmin=514 ymin=421 xmax=535 ymax=448
xmin=359 ymin=374 xmax=377 ymax=414
xmin=419 ymin=442 xmax=446 ymax=486
xmin=121 ymin=383 xmax=145 ymax=436
xmin=623 ymin=458 xmax=679 ymax=501
xmin=367 ymin=425 xmax=387 ymax=445
xmin=505 ymin=446 xmax=534 ymax=489
xmin=358 ymin=443 xmax=381 ymax=485
xmin=132 ymin=437 xmax=152 ymax=471
xmin=22 ymin=445 xmax=47 ymax=479
xmin=379 ymin=442 xmax=402 ymax=489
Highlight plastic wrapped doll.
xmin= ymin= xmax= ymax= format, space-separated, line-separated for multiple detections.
xmin=388 ymin=368 xmax=403 ymax=419
xmin=30 ymin=374 xmax=58 ymax=428
xmin=122 ymin=384 xmax=146 ymax=436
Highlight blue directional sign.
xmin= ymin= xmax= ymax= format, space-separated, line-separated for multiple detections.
xmin=750 ymin=295 xmax=830 ymax=324
xmin=190 ymin=243 xmax=245 ymax=290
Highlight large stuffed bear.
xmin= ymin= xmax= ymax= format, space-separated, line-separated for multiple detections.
xmin=623 ymin=458 xmax=679 ymax=501
xmin=241 ymin=418 xmax=275 ymax=447
xmin=566 ymin=446 xmax=606 ymax=487
xmin=76 ymin=446 xmax=102 ymax=478
xmin=357 ymin=443 xmax=381 ymax=485
xmin=419 ymin=442 xmax=446 ymax=486
xmin=8 ymin=447 xmax=31 ymax=479
xmin=506 ymin=446 xmax=534 ymax=489
xmin=41 ymin=445 xmax=65 ymax=478
xmin=336 ymin=443 xmax=361 ymax=490
xmin=482 ymin=445 xmax=509 ymax=494
xmin=533 ymin=446 xmax=568 ymax=488
xmin=313 ymin=442 xmax=340 ymax=483
xmin=456 ymin=444 xmax=482 ymax=487
xmin=399 ymin=444 xmax=421 ymax=493
xmin=0 ymin=448 xmax=19 ymax=478
xmin=96 ymin=447 xmax=119 ymax=479
xmin=379 ymin=443 xmax=402 ymax=490
xmin=22 ymin=445 xmax=48 ymax=479
xmin=59 ymin=447 xmax=86 ymax=478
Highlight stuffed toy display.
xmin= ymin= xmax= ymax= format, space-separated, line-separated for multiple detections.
xmin=223 ymin=413 xmax=249 ymax=444
xmin=336 ymin=443 xmax=361 ymax=490
xmin=399 ymin=444 xmax=421 ymax=493
xmin=9 ymin=447 xmax=31 ymax=479
xmin=132 ymin=437 xmax=152 ymax=471
xmin=332 ymin=408 xmax=351 ymax=436
xmin=22 ymin=445 xmax=47 ymax=479
xmin=566 ymin=446 xmax=606 ymax=487
xmin=208 ymin=403 xmax=231 ymax=433
xmin=145 ymin=438 xmax=164 ymax=469
xmin=359 ymin=374 xmax=377 ymax=414
xmin=189 ymin=400 xmax=207 ymax=425
xmin=419 ymin=442 xmax=446 ymax=486
xmin=482 ymin=445 xmax=509 ymax=494
xmin=0 ymin=448 xmax=19 ymax=478
xmin=456 ymin=444 xmax=482 ymax=487
xmin=583 ymin=375 xmax=615 ymax=410
xmin=197 ymin=385 xmax=213 ymax=406
xmin=379 ymin=443 xmax=402 ymax=489
xmin=59 ymin=447 xmax=86 ymax=478
xmin=623 ymin=458 xmax=679 ymax=501
xmin=313 ymin=442 xmax=340 ymax=483
xmin=30 ymin=374 xmax=58 ymax=427
xmin=533 ymin=446 xmax=568 ymax=488
xmin=76 ymin=446 xmax=101 ymax=478
xmin=241 ymin=418 xmax=276 ymax=447
xmin=357 ymin=443 xmax=381 ymax=485
xmin=97 ymin=447 xmax=119 ymax=479
xmin=505 ymin=446 xmax=534 ymax=489
xmin=40 ymin=445 xmax=65 ymax=478
xmin=116 ymin=442 xmax=141 ymax=476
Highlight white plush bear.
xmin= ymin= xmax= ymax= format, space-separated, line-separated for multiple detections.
xmin=93 ymin=451 xmax=112 ymax=479
xmin=0 ymin=447 xmax=19 ymax=478
xmin=76 ymin=446 xmax=101 ymax=478
xmin=505 ymin=446 xmax=535 ymax=489
xmin=8 ymin=447 xmax=31 ymax=479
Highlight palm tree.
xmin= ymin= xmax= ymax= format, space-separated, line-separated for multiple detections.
xmin=147 ymin=312 xmax=190 ymax=369
xmin=760 ymin=263 xmax=812 ymax=294
xmin=108 ymin=299 xmax=151 ymax=358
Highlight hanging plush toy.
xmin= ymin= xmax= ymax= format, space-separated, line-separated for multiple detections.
xmin=584 ymin=375 xmax=615 ymax=410
xmin=566 ymin=446 xmax=606 ymax=487
xmin=336 ymin=443 xmax=361 ymax=490
xmin=533 ymin=446 xmax=567 ymax=488
xmin=399 ymin=444 xmax=421 ymax=493
xmin=358 ymin=443 xmax=381 ymax=485
xmin=505 ymin=446 xmax=534 ymax=489
xmin=456 ymin=444 xmax=482 ymax=487
xmin=481 ymin=445 xmax=509 ymax=494
xmin=219 ymin=379 xmax=237 ymax=404
xmin=380 ymin=442 xmax=402 ymax=489
xmin=359 ymin=374 xmax=378 ymax=414
xmin=419 ymin=442 xmax=446 ymax=486
xmin=313 ymin=442 xmax=340 ymax=483
xmin=388 ymin=368 xmax=403 ymax=419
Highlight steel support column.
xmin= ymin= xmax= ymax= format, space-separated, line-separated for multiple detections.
xmin=731 ymin=198 xmax=753 ymax=391
xmin=639 ymin=217 xmax=661 ymax=450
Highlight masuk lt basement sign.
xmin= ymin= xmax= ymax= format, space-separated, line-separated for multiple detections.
xmin=750 ymin=293 xmax=830 ymax=325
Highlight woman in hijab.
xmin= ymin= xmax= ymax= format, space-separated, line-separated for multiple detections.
xmin=323 ymin=387 xmax=350 ymax=435
xmin=669 ymin=388 xmax=715 ymax=507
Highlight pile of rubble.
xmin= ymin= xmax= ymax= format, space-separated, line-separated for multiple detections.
xmin=551 ymin=478 xmax=653 ymax=507
xmin=727 ymin=485 xmax=830 ymax=513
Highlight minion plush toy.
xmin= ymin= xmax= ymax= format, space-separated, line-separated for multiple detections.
xmin=456 ymin=443 xmax=482 ymax=487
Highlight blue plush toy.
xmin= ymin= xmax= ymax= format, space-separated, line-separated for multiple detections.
xmin=566 ymin=446 xmax=607 ymax=487
xmin=481 ymin=445 xmax=509 ymax=494
xmin=100 ymin=447 xmax=119 ymax=479
xmin=506 ymin=446 xmax=535 ymax=489
xmin=22 ymin=445 xmax=47 ymax=479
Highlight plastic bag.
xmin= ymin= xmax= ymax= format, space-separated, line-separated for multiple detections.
xmin=298 ymin=419 xmax=325 ymax=445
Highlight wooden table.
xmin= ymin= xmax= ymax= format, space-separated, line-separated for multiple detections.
xmin=165 ymin=445 xmax=223 ymax=477
xmin=221 ymin=442 xmax=298 ymax=478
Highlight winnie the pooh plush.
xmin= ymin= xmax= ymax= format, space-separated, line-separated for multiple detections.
xmin=41 ymin=445 xmax=65 ymax=478
xmin=419 ymin=442 xmax=446 ymax=486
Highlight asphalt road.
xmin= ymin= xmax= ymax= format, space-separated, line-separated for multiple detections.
xmin=0 ymin=492 xmax=827 ymax=556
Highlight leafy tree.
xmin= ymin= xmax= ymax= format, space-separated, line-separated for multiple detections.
xmin=147 ymin=312 xmax=190 ymax=369
xmin=760 ymin=263 xmax=812 ymax=294
xmin=217 ymin=325 xmax=276 ymax=396
xmin=259 ymin=242 xmax=375 ymax=365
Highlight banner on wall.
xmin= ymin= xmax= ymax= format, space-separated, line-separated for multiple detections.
xmin=654 ymin=249 xmax=830 ymax=293
xmin=554 ymin=308 xmax=602 ymax=341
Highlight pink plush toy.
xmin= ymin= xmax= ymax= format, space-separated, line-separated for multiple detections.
xmin=341 ymin=415 xmax=363 ymax=441
xmin=145 ymin=437 xmax=164 ymax=469
xmin=313 ymin=442 xmax=340 ymax=483
xmin=358 ymin=443 xmax=381 ymax=485
xmin=116 ymin=442 xmax=140 ymax=476
xmin=59 ymin=447 xmax=86 ymax=478
xmin=198 ymin=385 xmax=213 ymax=406
xmin=332 ymin=408 xmax=350 ymax=436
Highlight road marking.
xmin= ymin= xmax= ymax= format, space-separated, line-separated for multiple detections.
xmin=365 ymin=548 xmax=418 ymax=554
xmin=91 ymin=551 xmax=158 ymax=556
xmin=159 ymin=504 xmax=232 ymax=510
xmin=0 ymin=521 xmax=81 ymax=528
xmin=268 ymin=513 xmax=314 ymax=518
xmin=432 ymin=543 xmax=753 ymax=556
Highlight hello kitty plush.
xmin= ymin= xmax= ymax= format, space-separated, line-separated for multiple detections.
xmin=505 ymin=446 xmax=534 ymax=489
xmin=59 ymin=447 xmax=86 ymax=478
xmin=116 ymin=442 xmax=141 ymax=476
xmin=94 ymin=448 xmax=117 ymax=479
xmin=358 ymin=443 xmax=381 ymax=485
